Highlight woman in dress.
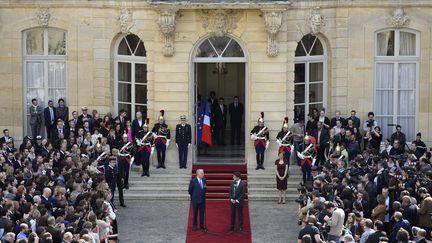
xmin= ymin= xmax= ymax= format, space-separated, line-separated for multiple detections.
xmin=275 ymin=151 xmax=289 ymax=204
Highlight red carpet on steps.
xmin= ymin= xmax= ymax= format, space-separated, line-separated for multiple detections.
xmin=186 ymin=164 xmax=251 ymax=243
xmin=185 ymin=201 xmax=252 ymax=243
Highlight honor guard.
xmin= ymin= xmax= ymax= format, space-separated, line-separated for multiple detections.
xmin=136 ymin=119 xmax=154 ymax=177
xmin=250 ymin=112 xmax=269 ymax=170
xmin=152 ymin=110 xmax=171 ymax=169
xmin=276 ymin=117 xmax=293 ymax=165
xmin=118 ymin=132 xmax=133 ymax=189
xmin=297 ymin=135 xmax=316 ymax=183
xmin=175 ymin=115 xmax=192 ymax=169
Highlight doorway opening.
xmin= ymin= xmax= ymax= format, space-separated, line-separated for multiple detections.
xmin=192 ymin=36 xmax=247 ymax=164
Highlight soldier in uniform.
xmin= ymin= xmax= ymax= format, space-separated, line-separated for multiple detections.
xmin=118 ymin=132 xmax=133 ymax=189
xmin=250 ymin=112 xmax=269 ymax=170
xmin=135 ymin=119 xmax=154 ymax=177
xmin=297 ymin=135 xmax=316 ymax=183
xmin=276 ymin=117 xmax=293 ymax=166
xmin=105 ymin=155 xmax=126 ymax=207
xmin=175 ymin=115 xmax=192 ymax=169
xmin=152 ymin=110 xmax=171 ymax=169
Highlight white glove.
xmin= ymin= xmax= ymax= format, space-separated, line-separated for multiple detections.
xmin=188 ymin=143 xmax=191 ymax=148
xmin=312 ymin=158 xmax=316 ymax=166
xmin=250 ymin=134 xmax=257 ymax=140
xmin=166 ymin=139 xmax=170 ymax=147
xmin=290 ymin=145 xmax=294 ymax=152
xmin=276 ymin=139 xmax=282 ymax=147
xmin=265 ymin=141 xmax=269 ymax=150
xmin=176 ymin=143 xmax=178 ymax=148
xmin=297 ymin=152 xmax=304 ymax=160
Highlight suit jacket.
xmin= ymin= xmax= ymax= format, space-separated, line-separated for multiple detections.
xmin=77 ymin=114 xmax=92 ymax=128
xmin=188 ymin=177 xmax=207 ymax=205
xmin=46 ymin=225 xmax=62 ymax=243
xmin=116 ymin=115 xmax=128 ymax=130
xmin=175 ymin=124 xmax=191 ymax=145
xmin=229 ymin=180 xmax=246 ymax=205
xmin=330 ymin=117 xmax=347 ymax=127
xmin=312 ymin=128 xmax=329 ymax=147
xmin=214 ymin=104 xmax=227 ymax=128
xmin=51 ymin=126 xmax=67 ymax=141
xmin=0 ymin=136 xmax=13 ymax=146
xmin=29 ymin=105 xmax=43 ymax=126
xmin=132 ymin=118 xmax=144 ymax=139
xmin=55 ymin=106 xmax=69 ymax=123
xmin=44 ymin=107 xmax=56 ymax=127
xmin=229 ymin=102 xmax=244 ymax=125
xmin=105 ymin=165 xmax=118 ymax=189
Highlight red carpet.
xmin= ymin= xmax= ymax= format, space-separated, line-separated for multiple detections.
xmin=185 ymin=201 xmax=252 ymax=243
xmin=186 ymin=164 xmax=251 ymax=243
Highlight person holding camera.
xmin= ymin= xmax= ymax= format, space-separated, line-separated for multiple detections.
xmin=298 ymin=215 xmax=323 ymax=243
xmin=323 ymin=202 xmax=345 ymax=243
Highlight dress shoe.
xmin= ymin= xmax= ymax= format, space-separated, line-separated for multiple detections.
xmin=255 ymin=166 xmax=259 ymax=170
xmin=162 ymin=165 xmax=166 ymax=169
xmin=192 ymin=226 xmax=197 ymax=231
xmin=124 ymin=185 xmax=129 ymax=189
xmin=146 ymin=173 xmax=150 ymax=177
xmin=141 ymin=173 xmax=145 ymax=177
xmin=156 ymin=165 xmax=161 ymax=169
xmin=229 ymin=227 xmax=235 ymax=232
xmin=120 ymin=204 xmax=127 ymax=207
xmin=239 ymin=227 xmax=243 ymax=232
xmin=201 ymin=227 xmax=208 ymax=232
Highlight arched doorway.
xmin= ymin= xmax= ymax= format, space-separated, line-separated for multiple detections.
xmin=192 ymin=36 xmax=247 ymax=164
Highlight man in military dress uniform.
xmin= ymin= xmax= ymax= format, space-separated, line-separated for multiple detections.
xmin=152 ymin=110 xmax=171 ymax=169
xmin=105 ymin=156 xmax=126 ymax=207
xmin=276 ymin=117 xmax=293 ymax=165
xmin=176 ymin=115 xmax=191 ymax=169
xmin=250 ymin=112 xmax=269 ymax=170
xmin=135 ymin=119 xmax=154 ymax=177
xmin=118 ymin=132 xmax=133 ymax=189
xmin=297 ymin=135 xmax=316 ymax=183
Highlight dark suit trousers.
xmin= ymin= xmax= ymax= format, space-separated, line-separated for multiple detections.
xmin=156 ymin=143 xmax=166 ymax=165
xmin=317 ymin=145 xmax=326 ymax=165
xmin=45 ymin=124 xmax=54 ymax=139
xmin=216 ymin=125 xmax=225 ymax=145
xmin=31 ymin=124 xmax=41 ymax=138
xmin=178 ymin=144 xmax=188 ymax=168
xmin=192 ymin=202 xmax=205 ymax=228
xmin=110 ymin=180 xmax=124 ymax=205
xmin=230 ymin=202 xmax=244 ymax=228
xmin=230 ymin=122 xmax=241 ymax=145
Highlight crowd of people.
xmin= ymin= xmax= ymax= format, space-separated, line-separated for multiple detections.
xmin=288 ymin=108 xmax=431 ymax=243
xmin=0 ymin=97 xmax=192 ymax=243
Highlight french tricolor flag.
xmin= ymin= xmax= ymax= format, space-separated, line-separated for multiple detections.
xmin=201 ymin=101 xmax=212 ymax=146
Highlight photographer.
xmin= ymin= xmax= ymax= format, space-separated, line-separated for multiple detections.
xmin=323 ymin=202 xmax=345 ymax=243
xmin=362 ymin=112 xmax=377 ymax=134
xmin=298 ymin=215 xmax=323 ymax=243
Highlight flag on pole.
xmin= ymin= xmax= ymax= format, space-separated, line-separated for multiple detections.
xmin=201 ymin=101 xmax=212 ymax=146
xmin=197 ymin=99 xmax=205 ymax=145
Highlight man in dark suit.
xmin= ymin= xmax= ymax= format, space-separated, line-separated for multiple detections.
xmin=132 ymin=111 xmax=144 ymax=139
xmin=312 ymin=121 xmax=329 ymax=165
xmin=116 ymin=109 xmax=128 ymax=131
xmin=29 ymin=98 xmax=44 ymax=139
xmin=176 ymin=115 xmax=191 ymax=169
xmin=0 ymin=129 xmax=13 ymax=148
xmin=46 ymin=216 xmax=62 ymax=243
xmin=330 ymin=110 xmax=346 ymax=127
xmin=229 ymin=96 xmax=244 ymax=145
xmin=66 ymin=119 xmax=78 ymax=138
xmin=51 ymin=119 xmax=66 ymax=143
xmin=214 ymin=97 xmax=227 ymax=145
xmin=44 ymin=100 xmax=56 ymax=139
xmin=188 ymin=169 xmax=207 ymax=232
xmin=229 ymin=171 xmax=246 ymax=232
xmin=55 ymin=98 xmax=69 ymax=124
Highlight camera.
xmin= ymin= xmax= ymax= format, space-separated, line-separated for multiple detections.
xmin=367 ymin=120 xmax=374 ymax=128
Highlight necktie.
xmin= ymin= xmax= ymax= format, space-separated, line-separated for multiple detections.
xmin=199 ymin=179 xmax=203 ymax=189
xmin=234 ymin=182 xmax=238 ymax=196
xmin=50 ymin=108 xmax=54 ymax=121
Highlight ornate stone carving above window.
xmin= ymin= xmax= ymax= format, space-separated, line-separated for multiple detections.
xmin=35 ymin=7 xmax=51 ymax=27
xmin=306 ymin=7 xmax=325 ymax=35
xmin=200 ymin=9 xmax=241 ymax=37
xmin=156 ymin=9 xmax=179 ymax=57
xmin=261 ymin=10 xmax=283 ymax=57
xmin=118 ymin=7 xmax=134 ymax=34
xmin=387 ymin=8 xmax=410 ymax=28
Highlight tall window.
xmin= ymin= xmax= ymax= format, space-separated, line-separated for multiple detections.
xmin=114 ymin=34 xmax=147 ymax=119
xmin=375 ymin=29 xmax=419 ymax=140
xmin=294 ymin=34 xmax=326 ymax=122
xmin=23 ymin=28 xmax=67 ymax=136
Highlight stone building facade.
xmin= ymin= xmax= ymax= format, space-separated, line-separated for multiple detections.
xmin=0 ymin=0 xmax=431 ymax=164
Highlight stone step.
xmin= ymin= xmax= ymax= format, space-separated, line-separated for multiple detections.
xmin=247 ymin=194 xmax=300 ymax=201
xmin=248 ymin=187 xmax=298 ymax=193
xmin=122 ymin=193 xmax=189 ymax=201
xmin=127 ymin=181 xmax=190 ymax=186
xmin=247 ymin=181 xmax=300 ymax=187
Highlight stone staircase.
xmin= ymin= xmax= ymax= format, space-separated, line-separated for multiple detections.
xmin=247 ymin=163 xmax=302 ymax=201
xmin=122 ymin=164 xmax=191 ymax=201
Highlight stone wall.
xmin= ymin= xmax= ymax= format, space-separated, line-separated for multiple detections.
xmin=0 ymin=0 xmax=431 ymax=165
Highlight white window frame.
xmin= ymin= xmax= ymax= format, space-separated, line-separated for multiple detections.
xmin=294 ymin=35 xmax=327 ymax=121
xmin=114 ymin=35 xmax=148 ymax=118
xmin=22 ymin=28 xmax=68 ymax=137
xmin=374 ymin=29 xmax=420 ymax=139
